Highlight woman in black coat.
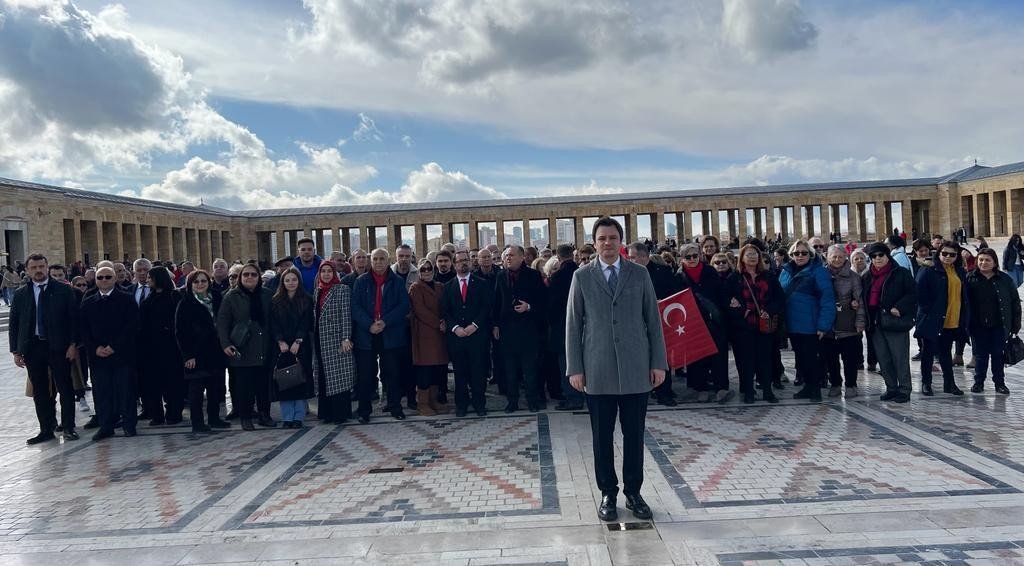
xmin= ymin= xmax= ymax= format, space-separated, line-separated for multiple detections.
xmin=270 ymin=268 xmax=315 ymax=428
xmin=175 ymin=269 xmax=230 ymax=432
xmin=862 ymin=243 xmax=918 ymax=403
xmin=140 ymin=266 xmax=185 ymax=425
xmin=966 ymin=248 xmax=1020 ymax=395
xmin=675 ymin=243 xmax=731 ymax=402
xmin=915 ymin=240 xmax=970 ymax=396
xmin=731 ymin=244 xmax=784 ymax=404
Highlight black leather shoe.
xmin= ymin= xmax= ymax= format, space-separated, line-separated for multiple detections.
xmin=149 ymin=418 xmax=165 ymax=426
xmin=240 ymin=418 xmax=255 ymax=431
xmin=598 ymin=495 xmax=618 ymax=522
xmin=191 ymin=425 xmax=213 ymax=434
xmin=91 ymin=430 xmax=115 ymax=442
xmin=256 ymin=414 xmax=278 ymax=427
xmin=970 ymin=382 xmax=984 ymax=393
xmin=27 ymin=432 xmax=56 ymax=445
xmin=455 ymin=408 xmax=467 ymax=417
xmin=475 ymin=408 xmax=487 ymax=417
xmin=209 ymin=419 xmax=232 ymax=429
xmin=793 ymin=388 xmax=820 ymax=401
xmin=880 ymin=391 xmax=897 ymax=401
xmin=391 ymin=410 xmax=406 ymax=421
xmin=624 ymin=493 xmax=652 ymax=520
xmin=921 ymin=383 xmax=934 ymax=396
xmin=892 ymin=394 xmax=910 ymax=403
xmin=659 ymin=397 xmax=678 ymax=407
xmin=358 ymin=415 xmax=371 ymax=424
xmin=944 ymin=383 xmax=964 ymax=396
xmin=504 ymin=402 xmax=518 ymax=413
xmin=556 ymin=402 xmax=584 ymax=411
xmin=123 ymin=428 xmax=137 ymax=437
xmin=764 ymin=392 xmax=779 ymax=404
xmin=996 ymin=384 xmax=1010 ymax=395
xmin=743 ymin=391 xmax=756 ymax=404
xmin=165 ymin=417 xmax=183 ymax=426
xmin=83 ymin=415 xmax=100 ymax=429
xmin=63 ymin=429 xmax=80 ymax=441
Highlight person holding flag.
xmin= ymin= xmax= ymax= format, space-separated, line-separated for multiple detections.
xmin=566 ymin=216 xmax=667 ymax=523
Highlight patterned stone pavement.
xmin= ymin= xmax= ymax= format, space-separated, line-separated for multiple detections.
xmin=2 ymin=303 xmax=1024 ymax=564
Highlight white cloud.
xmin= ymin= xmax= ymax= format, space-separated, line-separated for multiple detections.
xmin=351 ymin=112 xmax=383 ymax=142
xmin=721 ymin=0 xmax=817 ymax=60
xmin=401 ymin=134 xmax=414 ymax=147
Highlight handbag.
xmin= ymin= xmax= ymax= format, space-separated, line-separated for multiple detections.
xmin=743 ymin=275 xmax=778 ymax=335
xmin=273 ymin=355 xmax=306 ymax=390
xmin=1004 ymin=335 xmax=1024 ymax=366
xmin=879 ymin=310 xmax=915 ymax=332
xmin=229 ymin=321 xmax=251 ymax=350
xmin=834 ymin=301 xmax=858 ymax=333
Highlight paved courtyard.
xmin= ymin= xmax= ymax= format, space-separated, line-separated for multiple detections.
xmin=1 ymin=320 xmax=1024 ymax=564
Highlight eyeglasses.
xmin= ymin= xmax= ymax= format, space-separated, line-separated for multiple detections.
xmin=791 ymin=251 xmax=810 ymax=257
xmin=683 ymin=254 xmax=699 ymax=260
xmin=96 ymin=275 xmax=113 ymax=280
xmin=241 ymin=272 xmax=259 ymax=278
xmin=813 ymin=245 xmax=825 ymax=250
xmin=713 ymin=261 xmax=729 ymax=266
xmin=74 ymin=284 xmax=88 ymax=289
xmin=940 ymin=251 xmax=958 ymax=258
xmin=419 ymin=268 xmax=433 ymax=273
xmin=869 ymin=253 xmax=887 ymax=259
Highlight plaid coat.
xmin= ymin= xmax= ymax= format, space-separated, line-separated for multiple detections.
xmin=313 ymin=284 xmax=356 ymax=396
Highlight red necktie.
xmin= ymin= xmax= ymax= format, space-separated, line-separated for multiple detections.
xmin=460 ymin=278 xmax=468 ymax=303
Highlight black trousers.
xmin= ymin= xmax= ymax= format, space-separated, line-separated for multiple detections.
xmin=415 ymin=364 xmax=447 ymax=390
xmin=587 ymin=392 xmax=648 ymax=498
xmin=187 ymin=375 xmax=226 ymax=426
xmin=450 ymin=337 xmax=488 ymax=411
xmin=734 ymin=331 xmax=775 ymax=393
xmin=502 ymin=342 xmax=539 ymax=405
xmin=790 ymin=333 xmax=824 ymax=391
xmin=822 ymin=335 xmax=861 ymax=387
xmin=143 ymin=362 xmax=185 ymax=421
xmin=921 ymin=331 xmax=957 ymax=386
xmin=355 ymin=344 xmax=402 ymax=417
xmin=25 ymin=337 xmax=76 ymax=433
xmin=866 ymin=327 xmax=878 ymax=366
xmin=229 ymin=365 xmax=271 ymax=419
xmin=92 ymin=362 xmax=137 ymax=434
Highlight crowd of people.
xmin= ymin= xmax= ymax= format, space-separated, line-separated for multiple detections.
xmin=5 ymin=221 xmax=1021 ymax=446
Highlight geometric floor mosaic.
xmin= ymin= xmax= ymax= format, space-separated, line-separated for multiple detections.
xmin=645 ymin=404 xmax=1018 ymax=508
xmin=0 ymin=429 xmax=307 ymax=538
xmin=226 ymin=414 xmax=558 ymax=529
xmin=874 ymin=395 xmax=1024 ymax=474
xmin=715 ymin=540 xmax=1024 ymax=565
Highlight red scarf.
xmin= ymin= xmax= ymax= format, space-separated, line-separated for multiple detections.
xmin=316 ymin=260 xmax=340 ymax=312
xmin=372 ymin=270 xmax=387 ymax=320
xmin=683 ymin=264 xmax=703 ymax=285
xmin=868 ymin=261 xmax=893 ymax=308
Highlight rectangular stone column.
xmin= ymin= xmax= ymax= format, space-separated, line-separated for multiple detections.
xmin=468 ymin=220 xmax=479 ymax=250
xmin=901 ymin=200 xmax=913 ymax=236
xmin=198 ymin=229 xmax=211 ymax=268
xmin=654 ymin=212 xmax=666 ymax=243
xmin=679 ymin=211 xmax=690 ymax=241
xmin=848 ymin=202 xmax=861 ymax=241
xmin=626 ymin=212 xmax=638 ymax=243
xmin=765 ymin=208 xmax=775 ymax=241
xmin=1008 ymin=190 xmax=1020 ymax=236
xmin=65 ymin=218 xmax=82 ymax=264
xmin=275 ymin=230 xmax=287 ymax=261
xmin=872 ymin=202 xmax=886 ymax=240
xmin=710 ymin=209 xmax=721 ymax=240
xmin=211 ymin=230 xmax=222 ymax=261
xmin=185 ymin=228 xmax=198 ymax=262
xmin=441 ymin=222 xmax=451 ymax=245
xmin=792 ymin=206 xmax=803 ymax=240
xmin=314 ymin=229 xmax=326 ymax=254
xmin=738 ymin=208 xmax=749 ymax=239
xmin=574 ymin=217 xmax=585 ymax=246
xmin=522 ymin=219 xmax=531 ymax=247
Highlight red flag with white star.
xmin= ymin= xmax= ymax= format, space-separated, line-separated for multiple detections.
xmin=658 ymin=288 xmax=718 ymax=370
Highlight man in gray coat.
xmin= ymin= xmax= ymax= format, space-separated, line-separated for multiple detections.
xmin=566 ymin=216 xmax=668 ymax=522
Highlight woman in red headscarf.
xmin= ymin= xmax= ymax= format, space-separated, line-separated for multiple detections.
xmin=312 ymin=261 xmax=356 ymax=423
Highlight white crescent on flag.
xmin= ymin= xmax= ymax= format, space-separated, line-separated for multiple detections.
xmin=661 ymin=302 xmax=687 ymax=326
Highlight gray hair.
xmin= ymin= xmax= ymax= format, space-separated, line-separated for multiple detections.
xmin=679 ymin=243 xmax=700 ymax=257
xmin=132 ymin=258 xmax=152 ymax=270
xmin=543 ymin=256 xmax=560 ymax=277
xmin=826 ymin=244 xmax=848 ymax=258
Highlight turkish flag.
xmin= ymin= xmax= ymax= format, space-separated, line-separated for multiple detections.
xmin=658 ymin=289 xmax=718 ymax=370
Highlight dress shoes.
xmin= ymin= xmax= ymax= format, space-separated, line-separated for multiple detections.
xmin=555 ymin=401 xmax=584 ymax=411
xmin=83 ymin=415 xmax=100 ymax=429
xmin=91 ymin=429 xmax=115 ymax=442
xmin=742 ymin=391 xmax=756 ymax=404
xmin=624 ymin=493 xmax=653 ymax=520
xmin=62 ymin=429 xmax=79 ymax=441
xmin=282 ymin=421 xmax=295 ymax=429
xmin=996 ymin=384 xmax=1011 ymax=395
xmin=892 ymin=394 xmax=910 ymax=403
xmin=504 ymin=402 xmax=519 ymax=413
xmin=970 ymin=382 xmax=984 ymax=393
xmin=475 ymin=408 xmax=487 ymax=417
xmin=763 ymin=391 xmax=779 ymax=404
xmin=256 ymin=413 xmax=278 ymax=427
xmin=944 ymin=384 xmax=964 ymax=396
xmin=240 ymin=418 xmax=255 ymax=431
xmin=598 ymin=495 xmax=618 ymax=522
xmin=123 ymin=429 xmax=137 ymax=437
xmin=455 ymin=407 xmax=467 ymax=418
xmin=880 ymin=391 xmax=898 ymax=401
xmin=921 ymin=383 xmax=934 ymax=396
xmin=191 ymin=425 xmax=213 ymax=434
xmin=793 ymin=388 xmax=821 ymax=401
xmin=391 ymin=410 xmax=406 ymax=421
xmin=209 ymin=419 xmax=232 ymax=429
xmin=26 ymin=432 xmax=56 ymax=445
xmin=149 ymin=418 xmax=165 ymax=426
xmin=165 ymin=417 xmax=183 ymax=426
xmin=358 ymin=415 xmax=371 ymax=424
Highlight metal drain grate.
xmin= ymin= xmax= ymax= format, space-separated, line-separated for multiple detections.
xmin=367 ymin=467 xmax=404 ymax=474
xmin=606 ymin=522 xmax=654 ymax=531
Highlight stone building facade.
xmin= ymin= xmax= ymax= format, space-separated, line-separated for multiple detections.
xmin=2 ymin=161 xmax=1022 ymax=267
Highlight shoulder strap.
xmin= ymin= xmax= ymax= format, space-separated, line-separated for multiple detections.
xmin=742 ymin=273 xmax=763 ymax=315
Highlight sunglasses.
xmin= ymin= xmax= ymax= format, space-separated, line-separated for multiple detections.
xmin=229 ymin=274 xmax=239 ymax=279
xmin=683 ymin=254 xmax=699 ymax=260
xmin=940 ymin=251 xmax=958 ymax=258
xmin=791 ymin=251 xmax=810 ymax=257
xmin=241 ymin=272 xmax=259 ymax=278
xmin=869 ymin=253 xmax=887 ymax=259
xmin=74 ymin=284 xmax=88 ymax=288
xmin=96 ymin=275 xmax=113 ymax=280
xmin=813 ymin=245 xmax=825 ymax=250
xmin=713 ymin=261 xmax=729 ymax=266
xmin=419 ymin=267 xmax=433 ymax=273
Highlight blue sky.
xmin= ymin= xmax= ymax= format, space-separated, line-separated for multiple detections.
xmin=0 ymin=0 xmax=1020 ymax=209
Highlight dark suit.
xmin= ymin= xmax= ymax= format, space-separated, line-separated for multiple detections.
xmin=81 ymin=289 xmax=140 ymax=435
xmin=646 ymin=261 xmax=682 ymax=401
xmin=9 ymin=277 xmax=80 ymax=434
xmin=441 ymin=273 xmax=493 ymax=412
xmin=546 ymin=260 xmax=581 ymax=405
xmin=492 ymin=266 xmax=546 ymax=409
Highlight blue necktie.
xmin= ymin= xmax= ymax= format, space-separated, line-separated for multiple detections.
xmin=607 ymin=265 xmax=618 ymax=294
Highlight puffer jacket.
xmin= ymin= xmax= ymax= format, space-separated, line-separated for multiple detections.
xmin=914 ymin=258 xmax=970 ymax=341
xmin=779 ymin=256 xmax=836 ymax=335
xmin=826 ymin=260 xmax=866 ymax=338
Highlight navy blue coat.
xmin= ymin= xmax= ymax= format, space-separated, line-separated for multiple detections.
xmin=779 ymin=256 xmax=836 ymax=335
xmin=914 ymin=261 xmax=970 ymax=340
xmin=351 ymin=270 xmax=410 ymax=350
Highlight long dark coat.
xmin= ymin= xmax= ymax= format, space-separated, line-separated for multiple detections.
xmin=140 ymin=289 xmax=183 ymax=367
xmin=313 ymin=283 xmax=356 ymax=396
xmin=271 ymin=297 xmax=315 ymax=401
xmin=409 ymin=280 xmax=448 ymax=366
xmin=174 ymin=291 xmax=225 ymax=380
